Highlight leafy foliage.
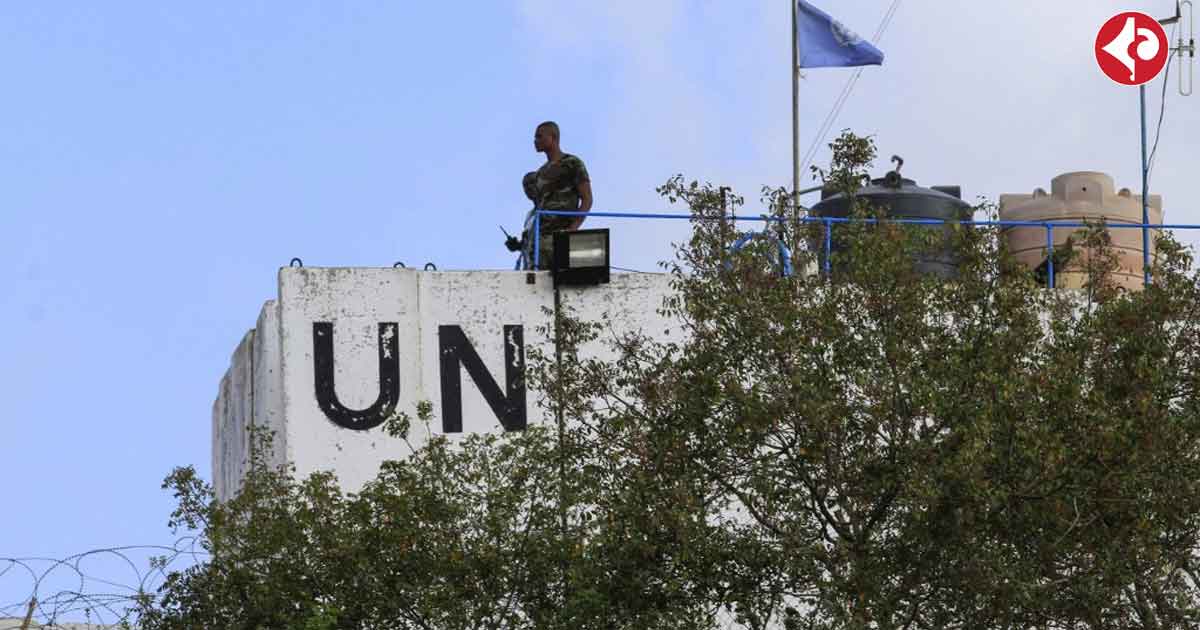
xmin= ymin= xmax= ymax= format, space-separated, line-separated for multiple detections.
xmin=140 ymin=132 xmax=1200 ymax=630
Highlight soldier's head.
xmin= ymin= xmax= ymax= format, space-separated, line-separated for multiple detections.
xmin=533 ymin=121 xmax=560 ymax=153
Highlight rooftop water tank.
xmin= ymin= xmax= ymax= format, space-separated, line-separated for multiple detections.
xmin=999 ymin=172 xmax=1162 ymax=290
xmin=810 ymin=162 xmax=972 ymax=278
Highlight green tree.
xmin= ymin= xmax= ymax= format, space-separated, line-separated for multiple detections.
xmin=139 ymin=404 xmax=721 ymax=630
xmin=140 ymin=132 xmax=1200 ymax=629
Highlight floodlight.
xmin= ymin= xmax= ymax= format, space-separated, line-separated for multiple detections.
xmin=552 ymin=229 xmax=610 ymax=287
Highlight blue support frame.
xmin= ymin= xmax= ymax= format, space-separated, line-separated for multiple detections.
xmin=729 ymin=231 xmax=795 ymax=277
xmin=823 ymin=218 xmax=833 ymax=276
xmin=517 ymin=209 xmax=1199 ymax=285
xmin=532 ymin=211 xmax=542 ymax=270
xmin=1046 ymin=224 xmax=1055 ymax=289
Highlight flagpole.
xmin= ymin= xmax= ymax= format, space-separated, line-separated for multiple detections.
xmin=791 ymin=0 xmax=800 ymax=212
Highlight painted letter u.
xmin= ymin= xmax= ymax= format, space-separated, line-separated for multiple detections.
xmin=312 ymin=322 xmax=400 ymax=431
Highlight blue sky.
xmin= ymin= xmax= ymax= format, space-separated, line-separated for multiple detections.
xmin=2 ymin=0 xmax=1197 ymax=615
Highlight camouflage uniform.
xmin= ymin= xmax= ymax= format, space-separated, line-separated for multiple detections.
xmin=524 ymin=154 xmax=589 ymax=270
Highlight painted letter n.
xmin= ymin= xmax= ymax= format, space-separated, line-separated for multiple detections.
xmin=438 ymin=325 xmax=526 ymax=433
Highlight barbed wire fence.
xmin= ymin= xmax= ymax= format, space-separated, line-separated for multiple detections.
xmin=0 ymin=539 xmax=207 ymax=629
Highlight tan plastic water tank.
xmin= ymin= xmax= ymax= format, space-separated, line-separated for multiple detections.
xmin=998 ymin=172 xmax=1162 ymax=290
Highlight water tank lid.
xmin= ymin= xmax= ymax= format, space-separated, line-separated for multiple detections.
xmin=931 ymin=185 xmax=962 ymax=200
xmin=819 ymin=175 xmax=968 ymax=205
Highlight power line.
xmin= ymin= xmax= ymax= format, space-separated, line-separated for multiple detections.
xmin=798 ymin=0 xmax=903 ymax=178
xmin=1148 ymin=23 xmax=1179 ymax=185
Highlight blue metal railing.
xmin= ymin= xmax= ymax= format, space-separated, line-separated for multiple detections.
xmin=524 ymin=209 xmax=1200 ymax=288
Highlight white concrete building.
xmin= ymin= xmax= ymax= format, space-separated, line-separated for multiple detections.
xmin=213 ymin=267 xmax=676 ymax=500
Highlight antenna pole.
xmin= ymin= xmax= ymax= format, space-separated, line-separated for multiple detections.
xmin=792 ymin=0 xmax=800 ymax=213
xmin=1181 ymin=0 xmax=1195 ymax=95
xmin=1141 ymin=84 xmax=1151 ymax=286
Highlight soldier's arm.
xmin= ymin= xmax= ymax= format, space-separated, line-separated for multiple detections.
xmin=571 ymin=180 xmax=593 ymax=230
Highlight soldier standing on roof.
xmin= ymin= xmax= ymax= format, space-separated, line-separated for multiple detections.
xmin=521 ymin=121 xmax=593 ymax=269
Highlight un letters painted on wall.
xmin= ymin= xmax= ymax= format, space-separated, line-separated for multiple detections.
xmin=312 ymin=322 xmax=527 ymax=433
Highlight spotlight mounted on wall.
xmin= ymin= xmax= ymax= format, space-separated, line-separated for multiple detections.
xmin=552 ymin=229 xmax=610 ymax=287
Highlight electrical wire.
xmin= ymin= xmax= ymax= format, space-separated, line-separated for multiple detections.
xmin=1147 ymin=23 xmax=1179 ymax=185
xmin=798 ymin=0 xmax=903 ymax=177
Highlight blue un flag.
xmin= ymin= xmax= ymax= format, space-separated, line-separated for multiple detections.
xmin=796 ymin=0 xmax=884 ymax=68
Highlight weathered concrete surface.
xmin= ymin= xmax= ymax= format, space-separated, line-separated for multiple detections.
xmin=560 ymin=271 xmax=681 ymax=362
xmin=277 ymin=268 xmax=422 ymax=491
xmin=212 ymin=329 xmax=254 ymax=501
xmin=251 ymin=299 xmax=285 ymax=471
xmin=214 ymin=268 xmax=675 ymax=500
xmin=416 ymin=270 xmax=554 ymax=439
